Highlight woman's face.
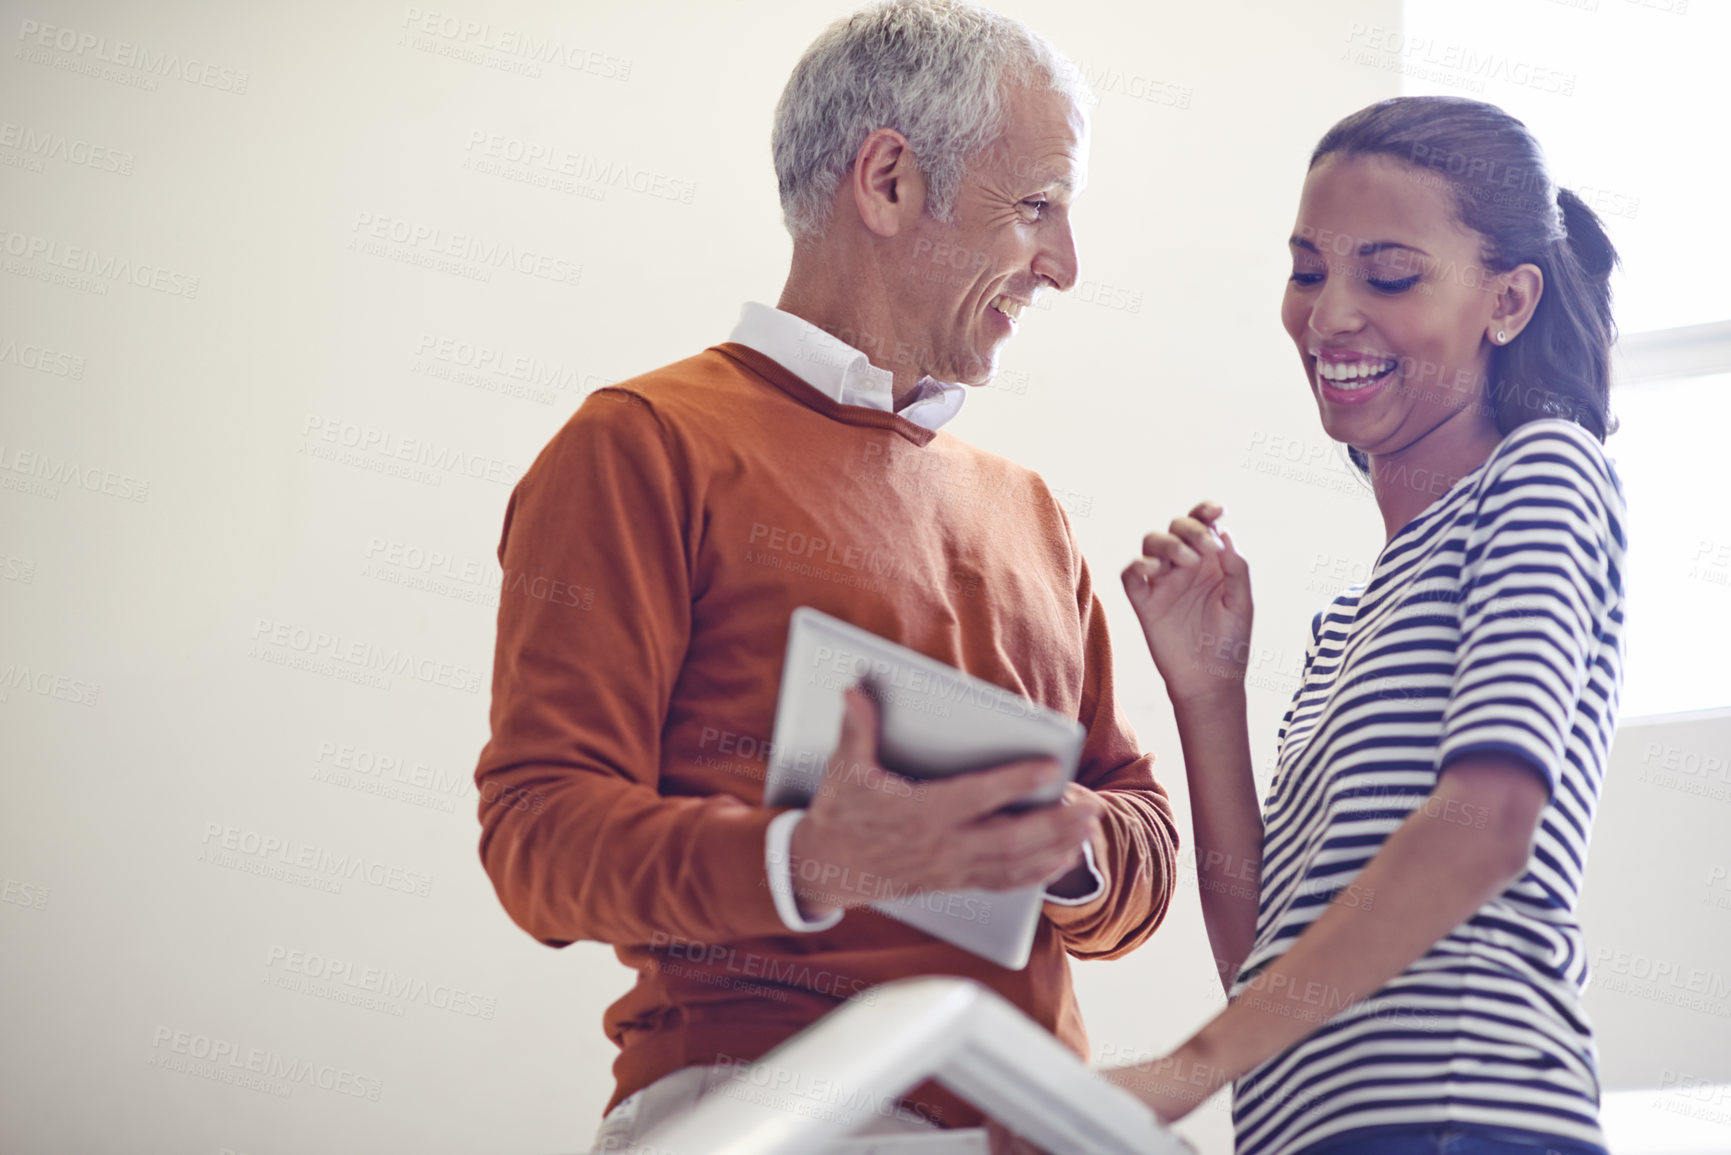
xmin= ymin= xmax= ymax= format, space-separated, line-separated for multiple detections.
xmin=1280 ymin=153 xmax=1505 ymax=460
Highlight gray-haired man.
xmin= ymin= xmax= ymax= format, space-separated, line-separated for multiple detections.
xmin=472 ymin=2 xmax=1180 ymax=1150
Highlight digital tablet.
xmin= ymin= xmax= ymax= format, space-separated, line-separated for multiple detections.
xmin=764 ymin=607 xmax=1087 ymax=969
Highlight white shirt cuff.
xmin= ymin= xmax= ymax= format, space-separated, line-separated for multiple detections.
xmin=766 ymin=809 xmax=845 ymax=933
xmin=1042 ymin=838 xmax=1106 ymax=907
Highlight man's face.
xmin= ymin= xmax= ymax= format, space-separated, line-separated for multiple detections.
xmin=894 ymin=82 xmax=1087 ymax=386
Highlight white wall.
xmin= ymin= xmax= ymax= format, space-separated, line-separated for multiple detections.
xmin=7 ymin=2 xmax=1721 ymax=1154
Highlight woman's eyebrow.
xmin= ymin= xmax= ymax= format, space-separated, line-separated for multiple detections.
xmin=1358 ymin=240 xmax=1430 ymax=257
xmin=1288 ymin=236 xmax=1432 ymax=258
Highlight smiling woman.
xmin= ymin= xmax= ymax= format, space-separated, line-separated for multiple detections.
xmin=1291 ymin=98 xmax=1617 ymax=505
xmin=1112 ymin=95 xmax=1629 ymax=1155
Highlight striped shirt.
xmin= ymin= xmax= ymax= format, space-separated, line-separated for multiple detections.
xmin=1231 ymin=419 xmax=1628 ymax=1155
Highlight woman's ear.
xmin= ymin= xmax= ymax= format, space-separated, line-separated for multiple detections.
xmin=1488 ymin=263 xmax=1543 ymax=345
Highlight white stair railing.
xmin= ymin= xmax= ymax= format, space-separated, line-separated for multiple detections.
xmin=634 ymin=977 xmax=1193 ymax=1155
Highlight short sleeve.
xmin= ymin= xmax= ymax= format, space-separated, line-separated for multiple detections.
xmin=1437 ymin=421 xmax=1626 ymax=794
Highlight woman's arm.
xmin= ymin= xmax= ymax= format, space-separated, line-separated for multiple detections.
xmin=1170 ymin=685 xmax=1263 ymax=990
xmin=1104 ymin=424 xmax=1622 ymax=1127
xmin=1105 ymin=752 xmax=1549 ymax=1120
xmin=1122 ymin=501 xmax=1264 ymax=988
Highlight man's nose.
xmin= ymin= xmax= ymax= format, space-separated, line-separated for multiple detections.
xmin=1033 ymin=219 xmax=1079 ymax=293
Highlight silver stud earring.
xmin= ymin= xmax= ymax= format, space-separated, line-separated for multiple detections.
xmin=1496 ymin=330 xmax=1507 ymax=343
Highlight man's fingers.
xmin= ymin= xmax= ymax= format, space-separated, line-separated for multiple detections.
xmin=1055 ymin=780 xmax=1106 ymax=823
xmin=956 ymin=849 xmax=1072 ymax=892
xmin=955 ymin=810 xmax=1089 ymax=864
xmin=1042 ymin=843 xmax=1088 ymax=885
xmin=827 ymin=685 xmax=880 ymax=779
xmin=972 ymin=842 xmax=1084 ymax=891
xmin=951 ymin=804 xmax=1096 ymax=872
xmin=928 ymin=758 xmax=1063 ymax=821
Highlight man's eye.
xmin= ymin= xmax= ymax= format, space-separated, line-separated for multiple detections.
xmin=1019 ymin=199 xmax=1048 ymax=221
xmin=1288 ymin=271 xmax=1324 ymax=286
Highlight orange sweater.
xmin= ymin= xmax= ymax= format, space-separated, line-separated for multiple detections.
xmin=474 ymin=343 xmax=1179 ymax=1126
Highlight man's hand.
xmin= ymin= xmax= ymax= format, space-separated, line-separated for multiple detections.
xmin=1041 ymin=781 xmax=1108 ymax=901
xmin=788 ymin=686 xmax=1103 ymax=918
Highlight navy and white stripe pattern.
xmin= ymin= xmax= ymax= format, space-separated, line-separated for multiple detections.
xmin=1231 ymin=420 xmax=1627 ymax=1155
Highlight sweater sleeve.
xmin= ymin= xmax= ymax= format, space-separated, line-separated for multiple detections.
xmin=474 ymin=387 xmax=790 ymax=949
xmin=1042 ymin=528 xmax=1181 ymax=960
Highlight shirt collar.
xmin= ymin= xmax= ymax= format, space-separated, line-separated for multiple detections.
xmin=727 ymin=302 xmax=966 ymax=432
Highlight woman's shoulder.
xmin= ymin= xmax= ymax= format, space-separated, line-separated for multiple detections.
xmin=1482 ymin=417 xmax=1617 ymax=489
xmin=1473 ymin=417 xmax=1627 ymax=549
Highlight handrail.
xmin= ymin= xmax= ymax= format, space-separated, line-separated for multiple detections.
xmin=634 ymin=977 xmax=1193 ymax=1155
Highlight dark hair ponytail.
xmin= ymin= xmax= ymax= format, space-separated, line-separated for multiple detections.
xmin=1311 ymin=96 xmax=1619 ymax=465
xmin=1491 ymin=186 xmax=1618 ymax=433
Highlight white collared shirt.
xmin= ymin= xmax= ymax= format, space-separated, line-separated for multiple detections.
xmin=726 ymin=303 xmax=1103 ymax=933
xmin=728 ymin=300 xmax=967 ymax=430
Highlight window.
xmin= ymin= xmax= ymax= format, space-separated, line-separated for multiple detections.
xmin=1397 ymin=0 xmax=1731 ymax=717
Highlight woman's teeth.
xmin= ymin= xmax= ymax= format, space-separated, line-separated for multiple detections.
xmin=1317 ymin=358 xmax=1397 ymax=390
xmin=991 ymin=295 xmax=1024 ymax=320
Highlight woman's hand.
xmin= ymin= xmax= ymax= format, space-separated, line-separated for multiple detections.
xmin=984 ymin=1069 xmax=1208 ymax=1155
xmin=1120 ymin=500 xmax=1253 ymax=705
xmin=1102 ymin=1048 xmax=1230 ymax=1126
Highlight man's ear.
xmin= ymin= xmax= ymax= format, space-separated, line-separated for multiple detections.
xmin=850 ymin=128 xmax=925 ymax=238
